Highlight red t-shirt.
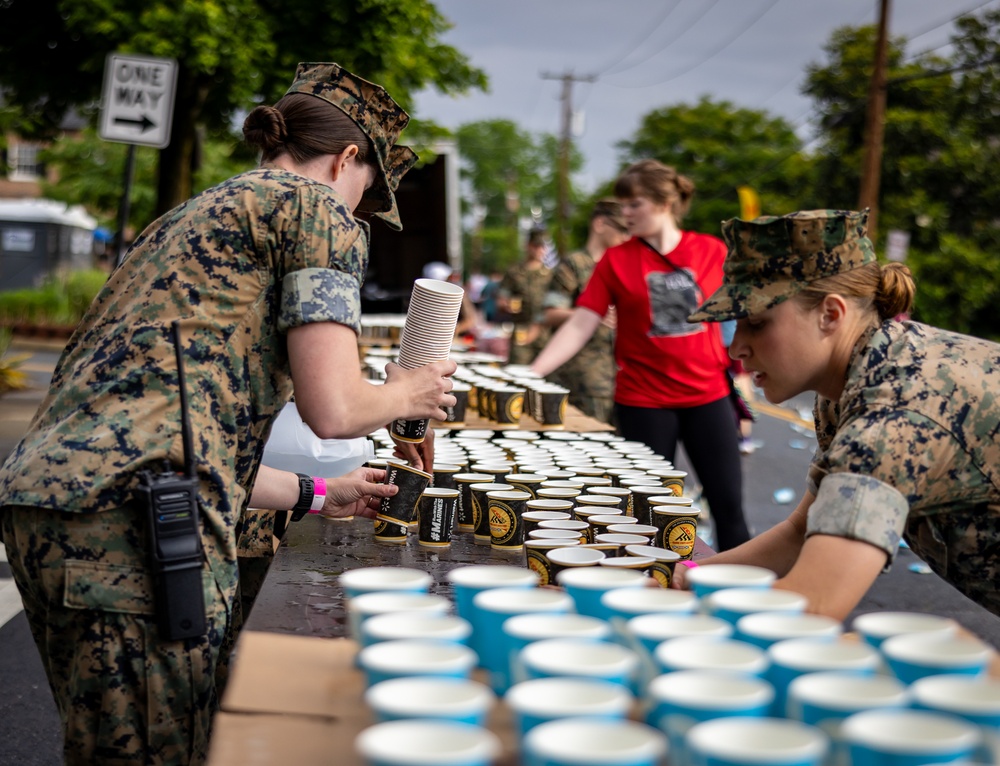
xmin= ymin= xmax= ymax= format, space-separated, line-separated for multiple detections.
xmin=576 ymin=232 xmax=730 ymax=408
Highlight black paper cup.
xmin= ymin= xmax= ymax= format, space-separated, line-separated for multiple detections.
xmin=624 ymin=544 xmax=681 ymax=588
xmin=630 ymin=485 xmax=671 ymax=527
xmin=651 ymin=505 xmax=701 ymax=560
xmin=417 ymin=488 xmax=459 ymax=547
xmin=504 ymin=473 xmax=547 ymax=499
xmin=373 ymin=517 xmax=409 ymax=544
xmin=470 ymin=482 xmax=514 ymax=544
xmin=432 ymin=463 xmax=463 ymax=491
xmin=494 ymin=387 xmax=525 ymax=425
xmin=539 ymin=388 xmax=569 ymax=425
xmin=390 ymin=417 xmax=429 ymax=443
xmin=440 ymin=383 xmax=469 ymax=425
xmin=377 ymin=460 xmax=433 ymax=525
xmin=453 ymin=473 xmax=493 ymax=532
xmin=524 ymin=539 xmax=580 ymax=586
xmin=487 ymin=490 xmax=531 ymax=552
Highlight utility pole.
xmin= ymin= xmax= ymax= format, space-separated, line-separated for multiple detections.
xmin=858 ymin=0 xmax=891 ymax=243
xmin=541 ymin=70 xmax=596 ymax=258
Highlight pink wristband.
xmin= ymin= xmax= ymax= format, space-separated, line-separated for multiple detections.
xmin=678 ymin=560 xmax=699 ymax=569
xmin=308 ymin=476 xmax=327 ymax=512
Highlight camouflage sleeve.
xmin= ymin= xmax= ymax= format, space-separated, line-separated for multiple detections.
xmin=543 ymin=260 xmax=579 ymax=311
xmin=806 ymin=472 xmax=907 ymax=563
xmin=278 ymin=267 xmax=362 ymax=334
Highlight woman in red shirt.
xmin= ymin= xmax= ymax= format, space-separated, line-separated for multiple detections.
xmin=532 ymin=159 xmax=750 ymax=550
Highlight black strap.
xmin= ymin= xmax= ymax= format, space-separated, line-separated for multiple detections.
xmin=290 ymin=473 xmax=314 ymax=522
xmin=638 ymin=237 xmax=696 ymax=285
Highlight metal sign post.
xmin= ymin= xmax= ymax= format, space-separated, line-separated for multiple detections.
xmin=99 ymin=53 xmax=177 ymax=265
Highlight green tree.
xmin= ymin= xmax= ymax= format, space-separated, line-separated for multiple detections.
xmin=615 ymin=96 xmax=814 ymax=236
xmin=803 ymin=12 xmax=1000 ymax=339
xmin=456 ymin=119 xmax=547 ymax=274
xmin=0 ymin=0 xmax=486 ymax=219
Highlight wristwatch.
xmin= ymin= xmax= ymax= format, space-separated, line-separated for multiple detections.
xmin=291 ymin=473 xmax=328 ymax=521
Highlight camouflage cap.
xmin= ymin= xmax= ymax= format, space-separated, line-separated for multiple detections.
xmin=284 ymin=62 xmax=418 ymax=231
xmin=689 ymin=209 xmax=876 ymax=322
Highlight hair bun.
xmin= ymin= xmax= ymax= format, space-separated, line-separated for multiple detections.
xmin=242 ymin=105 xmax=288 ymax=154
xmin=875 ymin=262 xmax=916 ymax=320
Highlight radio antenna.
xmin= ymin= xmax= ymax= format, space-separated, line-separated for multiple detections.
xmin=171 ymin=320 xmax=197 ymax=480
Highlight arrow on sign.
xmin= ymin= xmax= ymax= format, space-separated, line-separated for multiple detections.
xmin=113 ymin=114 xmax=156 ymax=132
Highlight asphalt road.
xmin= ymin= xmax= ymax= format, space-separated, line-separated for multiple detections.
xmin=0 ymin=343 xmax=997 ymax=764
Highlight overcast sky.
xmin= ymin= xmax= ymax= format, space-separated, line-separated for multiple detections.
xmin=413 ymin=0 xmax=996 ymax=190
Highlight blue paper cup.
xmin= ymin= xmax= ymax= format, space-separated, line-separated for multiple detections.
xmin=505 ymin=677 xmax=633 ymax=738
xmin=626 ymin=613 xmax=733 ymax=658
xmin=685 ymin=564 xmax=776 ymax=599
xmin=502 ymin=613 xmax=612 ymax=688
xmin=472 ymin=586 xmax=574 ymax=693
xmin=364 ymin=676 xmax=495 ymax=725
xmin=735 ymin=612 xmax=843 ymax=650
xmin=768 ymin=637 xmax=880 ymax=717
xmin=654 ymin=635 xmax=769 ymax=679
xmin=520 ymin=637 xmax=640 ymax=690
xmin=704 ymin=587 xmax=808 ymax=626
xmin=347 ymin=591 xmax=451 ymax=644
xmin=881 ymin=632 xmax=992 ymax=686
xmin=787 ymin=671 xmax=909 ymax=766
xmin=842 ymin=709 xmax=980 ymax=766
xmin=355 ymin=719 xmax=500 ymax=766
xmin=360 ymin=612 xmax=472 ymax=650
xmin=446 ymin=564 xmax=539 ymax=663
xmin=357 ymin=639 xmax=478 ymax=689
xmin=686 ymin=718 xmax=829 ymax=766
xmin=851 ymin=611 xmax=958 ymax=649
xmin=647 ymin=670 xmax=774 ymax=762
xmin=522 ymin=718 xmax=666 ymax=766
xmin=556 ymin=566 xmax=647 ymax=620
xmin=340 ymin=566 xmax=433 ymax=598
xmin=911 ymin=674 xmax=1000 ymax=764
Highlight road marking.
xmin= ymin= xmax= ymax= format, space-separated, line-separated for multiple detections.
xmin=0 ymin=578 xmax=24 ymax=629
xmin=753 ymin=400 xmax=815 ymax=431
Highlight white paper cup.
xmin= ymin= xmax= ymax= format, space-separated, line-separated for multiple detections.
xmin=355 ymin=719 xmax=500 ymax=766
xmin=768 ymin=637 xmax=881 ymax=717
xmin=881 ymin=632 xmax=992 ymax=685
xmin=360 ymin=612 xmax=472 ymax=649
xmin=686 ymin=717 xmax=829 ymax=766
xmin=851 ymin=611 xmax=958 ymax=649
xmin=841 ymin=709 xmax=980 ymax=766
xmin=654 ymin=635 xmax=769 ymax=678
xmin=364 ymin=676 xmax=495 ymax=725
xmin=705 ymin=587 xmax=809 ymax=626
xmin=522 ymin=718 xmax=666 ymax=766
xmin=339 ymin=566 xmax=433 ymax=598
xmin=520 ymin=637 xmax=640 ymax=689
xmin=685 ymin=564 xmax=777 ymax=598
xmin=347 ymin=591 xmax=450 ymax=643
xmin=505 ymin=676 xmax=633 ymax=737
xmin=911 ymin=674 xmax=1000 ymax=764
xmin=626 ymin=613 xmax=733 ymax=656
xmin=735 ymin=612 xmax=843 ymax=649
xmin=357 ymin=639 xmax=478 ymax=689
xmin=556 ymin=566 xmax=648 ymax=620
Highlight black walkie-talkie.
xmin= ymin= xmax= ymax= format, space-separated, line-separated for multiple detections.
xmin=136 ymin=320 xmax=207 ymax=641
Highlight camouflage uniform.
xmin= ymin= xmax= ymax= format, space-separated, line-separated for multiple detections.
xmin=542 ymin=250 xmax=615 ymax=422
xmin=0 ymin=62 xmax=414 ymax=765
xmin=500 ymin=261 xmax=552 ymax=365
xmin=807 ymin=321 xmax=1000 ymax=616
xmin=691 ymin=209 xmax=1000 ymax=617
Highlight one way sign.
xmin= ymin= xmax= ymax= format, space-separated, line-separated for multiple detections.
xmin=99 ymin=53 xmax=177 ymax=149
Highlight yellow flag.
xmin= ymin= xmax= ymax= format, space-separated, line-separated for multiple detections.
xmin=737 ymin=186 xmax=761 ymax=220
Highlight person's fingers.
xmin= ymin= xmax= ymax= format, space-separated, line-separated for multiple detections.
xmin=365 ymin=482 xmax=398 ymax=498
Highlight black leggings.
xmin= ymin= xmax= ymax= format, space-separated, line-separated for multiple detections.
xmin=615 ymin=396 xmax=750 ymax=551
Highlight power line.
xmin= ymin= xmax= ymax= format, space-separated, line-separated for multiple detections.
xmin=902 ymin=0 xmax=997 ymax=44
xmin=903 ymin=0 xmax=1000 ymax=63
xmin=592 ymin=0 xmax=685 ymax=76
xmin=605 ymin=0 xmax=785 ymax=89
xmin=599 ymin=0 xmax=723 ymax=80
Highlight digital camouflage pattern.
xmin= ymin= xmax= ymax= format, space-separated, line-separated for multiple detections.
xmin=500 ymin=261 xmax=552 ymax=365
xmin=0 ymin=166 xmax=370 ymax=762
xmin=543 ymin=250 xmax=615 ymax=422
xmin=805 ymin=320 xmax=1000 ymax=616
xmin=285 ymin=62 xmax=417 ymax=230
xmin=689 ymin=209 xmax=875 ymax=322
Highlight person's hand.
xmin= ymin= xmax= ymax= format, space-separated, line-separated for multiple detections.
xmin=600 ymin=306 xmax=617 ymax=331
xmin=318 ymin=467 xmax=397 ymax=520
xmin=384 ymin=360 xmax=457 ymax=421
xmin=670 ymin=561 xmax=694 ymax=590
xmin=391 ymin=428 xmax=436 ymax=472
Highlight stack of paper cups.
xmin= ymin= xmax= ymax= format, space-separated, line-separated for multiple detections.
xmin=391 ymin=278 xmax=465 ymax=442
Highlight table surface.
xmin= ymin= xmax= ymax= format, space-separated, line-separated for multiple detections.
xmin=245 ymin=513 xmax=714 ymax=638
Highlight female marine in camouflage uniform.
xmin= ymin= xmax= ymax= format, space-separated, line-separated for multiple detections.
xmin=686 ymin=209 xmax=1000 ymax=620
xmin=0 ymin=63 xmax=455 ymax=764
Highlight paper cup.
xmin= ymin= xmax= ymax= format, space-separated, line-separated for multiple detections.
xmin=556 ymin=566 xmax=648 ymax=620
xmin=851 ymin=611 xmax=958 ymax=649
xmin=686 ymin=717 xmax=829 ymax=766
xmin=505 ymin=677 xmax=633 ymax=738
xmin=881 ymin=632 xmax=992 ymax=685
xmin=364 ymin=676 xmax=495 ymax=725
xmin=355 ymin=719 xmax=500 ymax=766
xmin=522 ymin=718 xmax=666 ymax=766
xmin=520 ymin=637 xmax=640 ymax=690
xmin=685 ymin=564 xmax=777 ymax=598
xmin=357 ymin=639 xmax=478 ymax=688
xmin=842 ymin=709 xmax=980 ymax=766
xmin=377 ymin=460 xmax=432 ymax=525
xmin=705 ymin=587 xmax=809 ymax=626
xmin=340 ymin=566 xmax=432 ymax=598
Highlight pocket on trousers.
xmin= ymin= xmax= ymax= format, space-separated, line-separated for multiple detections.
xmin=63 ymin=559 xmax=156 ymax=615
